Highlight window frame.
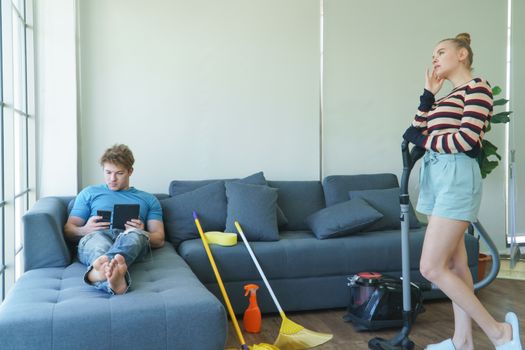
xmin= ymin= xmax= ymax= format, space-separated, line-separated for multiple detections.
xmin=0 ymin=0 xmax=35 ymax=301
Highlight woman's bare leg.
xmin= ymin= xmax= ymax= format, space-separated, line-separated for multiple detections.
xmin=449 ymin=237 xmax=474 ymax=350
xmin=420 ymin=215 xmax=511 ymax=347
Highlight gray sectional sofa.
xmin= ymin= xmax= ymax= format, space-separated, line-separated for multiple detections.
xmin=0 ymin=173 xmax=480 ymax=350
xmin=0 ymin=197 xmax=227 ymax=350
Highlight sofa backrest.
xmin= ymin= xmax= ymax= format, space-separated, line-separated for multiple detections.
xmin=267 ymin=180 xmax=325 ymax=231
xmin=322 ymin=173 xmax=399 ymax=207
xmin=167 ymin=174 xmax=401 ymax=233
xmin=168 ymin=178 xmax=325 ymax=232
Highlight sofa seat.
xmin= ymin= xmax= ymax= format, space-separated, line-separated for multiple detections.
xmin=178 ymin=229 xmax=479 ymax=313
xmin=0 ymin=244 xmax=227 ymax=350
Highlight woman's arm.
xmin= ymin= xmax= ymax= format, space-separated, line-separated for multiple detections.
xmin=411 ymin=89 xmax=435 ymax=129
xmin=423 ymin=80 xmax=493 ymax=153
xmin=411 ymin=69 xmax=443 ymax=129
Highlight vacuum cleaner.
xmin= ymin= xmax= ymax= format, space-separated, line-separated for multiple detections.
xmin=344 ymin=272 xmax=425 ymax=331
xmin=358 ymin=140 xmax=501 ymax=350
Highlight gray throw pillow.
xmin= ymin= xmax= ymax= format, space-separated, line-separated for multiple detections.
xmin=306 ymin=198 xmax=384 ymax=239
xmin=225 ymin=181 xmax=279 ymax=241
xmin=228 ymin=171 xmax=288 ymax=227
xmin=348 ymin=187 xmax=421 ymax=231
xmin=161 ymin=181 xmax=227 ymax=246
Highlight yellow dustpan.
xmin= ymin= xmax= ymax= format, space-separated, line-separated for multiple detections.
xmin=235 ymin=221 xmax=333 ymax=350
xmin=193 ymin=212 xmax=278 ymax=350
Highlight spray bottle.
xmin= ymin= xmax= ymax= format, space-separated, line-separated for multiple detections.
xmin=243 ymin=283 xmax=261 ymax=333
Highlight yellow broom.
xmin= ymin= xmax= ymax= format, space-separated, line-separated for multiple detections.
xmin=193 ymin=212 xmax=278 ymax=350
xmin=234 ymin=221 xmax=333 ymax=350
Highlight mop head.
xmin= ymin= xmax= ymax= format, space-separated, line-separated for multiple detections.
xmin=273 ymin=316 xmax=333 ymax=350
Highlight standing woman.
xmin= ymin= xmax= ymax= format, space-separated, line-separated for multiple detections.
xmin=403 ymin=33 xmax=522 ymax=350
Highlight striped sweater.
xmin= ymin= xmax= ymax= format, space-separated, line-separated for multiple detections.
xmin=412 ymin=77 xmax=493 ymax=154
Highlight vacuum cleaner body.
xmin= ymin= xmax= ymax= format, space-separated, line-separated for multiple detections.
xmin=344 ymin=272 xmax=424 ymax=331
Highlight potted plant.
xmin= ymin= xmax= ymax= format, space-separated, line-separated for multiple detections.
xmin=477 ymin=86 xmax=513 ymax=178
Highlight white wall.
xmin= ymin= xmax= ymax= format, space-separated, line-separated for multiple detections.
xmin=34 ymin=0 xmax=78 ymax=197
xmin=77 ymin=0 xmax=320 ymax=193
xmin=36 ymin=1 xmax=512 ymax=251
xmin=323 ymin=0 xmax=507 ymax=251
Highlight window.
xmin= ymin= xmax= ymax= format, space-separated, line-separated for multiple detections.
xmin=0 ymin=0 xmax=35 ymax=301
xmin=505 ymin=0 xmax=525 ymax=246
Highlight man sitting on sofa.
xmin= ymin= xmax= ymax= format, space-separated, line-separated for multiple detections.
xmin=64 ymin=144 xmax=165 ymax=295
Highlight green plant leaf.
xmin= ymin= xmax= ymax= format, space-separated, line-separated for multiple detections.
xmin=482 ymin=140 xmax=501 ymax=160
xmin=482 ymin=138 xmax=495 ymax=149
xmin=480 ymin=159 xmax=499 ymax=178
xmin=492 ymin=111 xmax=512 ymax=124
xmin=492 ymin=86 xmax=502 ymax=96
xmin=493 ymin=98 xmax=509 ymax=106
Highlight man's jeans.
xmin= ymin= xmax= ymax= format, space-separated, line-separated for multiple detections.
xmin=78 ymin=229 xmax=150 ymax=294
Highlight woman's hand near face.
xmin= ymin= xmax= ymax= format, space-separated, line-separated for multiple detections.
xmin=425 ymin=68 xmax=445 ymax=96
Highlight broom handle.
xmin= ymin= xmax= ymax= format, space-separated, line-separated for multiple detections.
xmin=235 ymin=221 xmax=285 ymax=316
xmin=193 ymin=213 xmax=248 ymax=348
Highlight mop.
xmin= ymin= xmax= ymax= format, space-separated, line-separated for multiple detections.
xmin=234 ymin=221 xmax=333 ymax=350
xmin=509 ymin=150 xmax=521 ymax=269
xmin=193 ymin=212 xmax=278 ymax=350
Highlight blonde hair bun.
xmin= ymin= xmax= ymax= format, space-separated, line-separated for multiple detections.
xmin=455 ymin=33 xmax=471 ymax=45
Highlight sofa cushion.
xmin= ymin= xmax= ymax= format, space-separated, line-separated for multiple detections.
xmin=230 ymin=172 xmax=288 ymax=227
xmin=306 ymin=198 xmax=383 ymax=239
xmin=349 ymin=187 xmax=420 ymax=231
xmin=225 ymin=182 xmax=279 ymax=241
xmin=267 ymin=181 xmax=325 ymax=230
xmin=322 ymin=174 xmax=399 ymax=207
xmin=0 ymin=245 xmax=227 ymax=350
xmin=179 ymin=227 xmax=442 ymax=283
xmin=161 ymin=181 xmax=227 ymax=246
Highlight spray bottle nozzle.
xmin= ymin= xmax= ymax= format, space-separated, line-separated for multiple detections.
xmin=244 ymin=283 xmax=259 ymax=296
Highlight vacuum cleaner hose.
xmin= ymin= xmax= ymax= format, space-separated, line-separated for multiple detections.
xmin=471 ymin=220 xmax=500 ymax=291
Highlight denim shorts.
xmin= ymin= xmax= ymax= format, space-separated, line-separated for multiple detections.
xmin=416 ymin=150 xmax=482 ymax=222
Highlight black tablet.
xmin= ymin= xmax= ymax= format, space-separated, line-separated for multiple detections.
xmin=112 ymin=204 xmax=140 ymax=230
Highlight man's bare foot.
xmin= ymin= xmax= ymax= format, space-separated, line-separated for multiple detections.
xmin=87 ymin=255 xmax=109 ymax=283
xmin=105 ymin=254 xmax=128 ymax=295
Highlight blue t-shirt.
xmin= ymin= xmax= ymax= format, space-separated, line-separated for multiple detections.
xmin=70 ymin=185 xmax=163 ymax=227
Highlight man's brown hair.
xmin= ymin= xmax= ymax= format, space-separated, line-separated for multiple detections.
xmin=100 ymin=144 xmax=135 ymax=170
